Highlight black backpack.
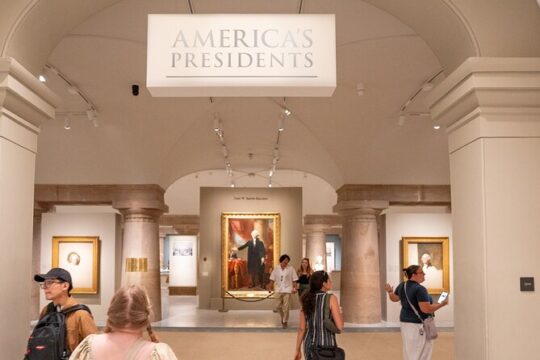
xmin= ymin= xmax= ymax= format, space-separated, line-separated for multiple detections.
xmin=25 ymin=302 xmax=91 ymax=360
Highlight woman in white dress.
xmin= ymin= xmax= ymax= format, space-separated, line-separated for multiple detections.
xmin=70 ymin=285 xmax=177 ymax=360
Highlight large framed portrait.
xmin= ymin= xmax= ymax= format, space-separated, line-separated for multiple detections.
xmin=221 ymin=212 xmax=280 ymax=298
xmin=402 ymin=237 xmax=449 ymax=295
xmin=52 ymin=236 xmax=100 ymax=294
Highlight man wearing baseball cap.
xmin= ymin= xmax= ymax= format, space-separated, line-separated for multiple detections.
xmin=34 ymin=267 xmax=97 ymax=353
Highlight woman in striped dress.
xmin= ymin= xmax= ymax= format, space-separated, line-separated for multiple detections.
xmin=294 ymin=271 xmax=344 ymax=360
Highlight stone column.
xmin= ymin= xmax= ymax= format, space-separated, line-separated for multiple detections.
xmin=114 ymin=187 xmax=167 ymax=321
xmin=0 ymin=57 xmax=58 ymax=358
xmin=334 ymin=200 xmax=388 ymax=324
xmin=304 ymin=224 xmax=327 ymax=270
xmin=426 ymin=57 xmax=540 ymax=360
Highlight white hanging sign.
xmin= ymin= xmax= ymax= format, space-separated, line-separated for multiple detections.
xmin=147 ymin=14 xmax=336 ymax=97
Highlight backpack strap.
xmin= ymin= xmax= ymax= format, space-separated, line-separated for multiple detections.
xmin=62 ymin=304 xmax=92 ymax=316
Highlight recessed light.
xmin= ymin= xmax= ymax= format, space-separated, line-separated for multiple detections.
xmin=433 ymin=125 xmax=441 ymax=130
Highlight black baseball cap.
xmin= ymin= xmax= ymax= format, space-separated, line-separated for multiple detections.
xmin=34 ymin=268 xmax=73 ymax=289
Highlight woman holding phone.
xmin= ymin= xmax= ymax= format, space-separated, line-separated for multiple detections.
xmin=385 ymin=265 xmax=448 ymax=360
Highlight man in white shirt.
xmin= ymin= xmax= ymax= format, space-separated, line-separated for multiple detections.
xmin=268 ymin=254 xmax=298 ymax=328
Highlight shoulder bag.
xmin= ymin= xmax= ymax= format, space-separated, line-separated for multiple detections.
xmin=323 ymin=293 xmax=341 ymax=334
xmin=308 ymin=293 xmax=345 ymax=359
xmin=404 ymin=282 xmax=438 ymax=340
xmin=309 ymin=346 xmax=345 ymax=360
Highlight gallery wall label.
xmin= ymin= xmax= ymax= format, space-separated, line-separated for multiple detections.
xmin=147 ymin=14 xmax=336 ymax=97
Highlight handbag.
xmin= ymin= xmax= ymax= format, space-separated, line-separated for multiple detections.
xmin=309 ymin=346 xmax=345 ymax=360
xmin=404 ymin=282 xmax=438 ymax=340
xmin=323 ymin=293 xmax=341 ymax=334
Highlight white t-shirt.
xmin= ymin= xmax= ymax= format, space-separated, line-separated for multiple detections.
xmin=269 ymin=265 xmax=298 ymax=293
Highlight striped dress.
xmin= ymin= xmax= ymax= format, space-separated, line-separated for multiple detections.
xmin=303 ymin=292 xmax=337 ymax=359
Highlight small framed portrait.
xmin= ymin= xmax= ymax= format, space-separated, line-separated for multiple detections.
xmin=52 ymin=236 xmax=100 ymax=294
xmin=402 ymin=237 xmax=450 ymax=295
xmin=221 ymin=212 xmax=280 ymax=298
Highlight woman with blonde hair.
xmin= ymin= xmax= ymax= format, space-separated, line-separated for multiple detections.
xmin=296 ymin=257 xmax=313 ymax=298
xmin=70 ymin=285 xmax=177 ymax=360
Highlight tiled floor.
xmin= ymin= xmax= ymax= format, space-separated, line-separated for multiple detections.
xmin=156 ymin=291 xmax=408 ymax=331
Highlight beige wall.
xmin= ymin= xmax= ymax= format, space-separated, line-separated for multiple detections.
xmin=199 ymin=187 xmax=302 ymax=310
xmin=451 ymin=138 xmax=540 ymax=359
xmin=40 ymin=212 xmax=122 ymax=322
xmin=384 ymin=209 xmax=454 ymax=325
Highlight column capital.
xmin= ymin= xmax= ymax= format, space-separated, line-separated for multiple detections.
xmin=333 ymin=200 xmax=389 ymax=218
xmin=303 ymin=223 xmax=327 ymax=234
xmin=34 ymin=184 xmax=169 ymax=214
xmin=0 ymin=57 xmax=59 ymax=127
xmin=160 ymin=214 xmax=199 ymax=235
xmin=426 ymin=57 xmax=540 ymax=151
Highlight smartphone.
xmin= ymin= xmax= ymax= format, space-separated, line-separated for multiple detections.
xmin=438 ymin=291 xmax=448 ymax=304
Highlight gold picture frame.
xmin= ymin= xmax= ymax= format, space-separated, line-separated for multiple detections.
xmin=221 ymin=212 xmax=280 ymax=298
xmin=402 ymin=237 xmax=449 ymax=295
xmin=52 ymin=236 xmax=100 ymax=294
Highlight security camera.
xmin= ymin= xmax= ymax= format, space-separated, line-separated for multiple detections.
xmin=131 ymin=84 xmax=139 ymax=96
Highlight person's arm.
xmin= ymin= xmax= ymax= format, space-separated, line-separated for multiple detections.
xmin=329 ymin=294 xmax=344 ymax=331
xmin=418 ymin=299 xmax=448 ymax=314
xmin=237 ymin=241 xmax=249 ymax=250
xmin=385 ymin=283 xmax=400 ymax=302
xmin=291 ymin=269 xmax=299 ymax=293
xmin=267 ymin=279 xmax=274 ymax=291
xmin=294 ymin=310 xmax=307 ymax=360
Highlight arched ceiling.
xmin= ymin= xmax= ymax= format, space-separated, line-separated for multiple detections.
xmin=1 ymin=0 xmax=539 ymax=192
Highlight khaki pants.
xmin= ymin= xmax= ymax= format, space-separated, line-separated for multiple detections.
xmin=276 ymin=293 xmax=292 ymax=323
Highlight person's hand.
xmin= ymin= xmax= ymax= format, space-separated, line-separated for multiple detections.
xmin=292 ymin=287 xmax=297 ymax=294
xmin=384 ymin=283 xmax=393 ymax=293
xmin=441 ymin=299 xmax=449 ymax=306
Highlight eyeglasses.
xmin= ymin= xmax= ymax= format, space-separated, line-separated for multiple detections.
xmin=39 ymin=280 xmax=63 ymax=289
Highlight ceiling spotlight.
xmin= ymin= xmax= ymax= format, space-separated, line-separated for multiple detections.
xmin=398 ymin=114 xmax=405 ymax=126
xmin=278 ymin=116 xmax=285 ymax=132
xmin=356 ymin=82 xmax=365 ymax=96
xmin=213 ymin=113 xmax=221 ymax=132
xmin=230 ymin=181 xmax=235 ymax=188
xmin=63 ymin=116 xmax=71 ymax=130
xmin=433 ymin=125 xmax=441 ymax=130
xmin=67 ymin=86 xmax=79 ymax=95
xmin=422 ymin=82 xmax=434 ymax=92
xmin=38 ymin=75 xmax=46 ymax=82
xmin=86 ymin=109 xmax=97 ymax=122
xmin=268 ymin=181 xmax=273 ymax=188
xmin=283 ymin=107 xmax=292 ymax=116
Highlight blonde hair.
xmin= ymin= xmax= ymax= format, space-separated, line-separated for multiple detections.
xmin=104 ymin=285 xmax=159 ymax=343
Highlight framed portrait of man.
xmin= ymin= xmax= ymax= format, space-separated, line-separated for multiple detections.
xmin=52 ymin=236 xmax=100 ymax=294
xmin=402 ymin=237 xmax=449 ymax=295
xmin=221 ymin=212 xmax=280 ymax=298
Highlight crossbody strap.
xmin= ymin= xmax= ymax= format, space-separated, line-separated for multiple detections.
xmin=403 ymin=282 xmax=424 ymax=323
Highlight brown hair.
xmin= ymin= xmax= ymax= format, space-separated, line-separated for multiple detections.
xmin=104 ymin=285 xmax=159 ymax=342
xmin=403 ymin=265 xmax=422 ymax=279
xmin=297 ymin=257 xmax=313 ymax=275
xmin=300 ymin=270 xmax=329 ymax=317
